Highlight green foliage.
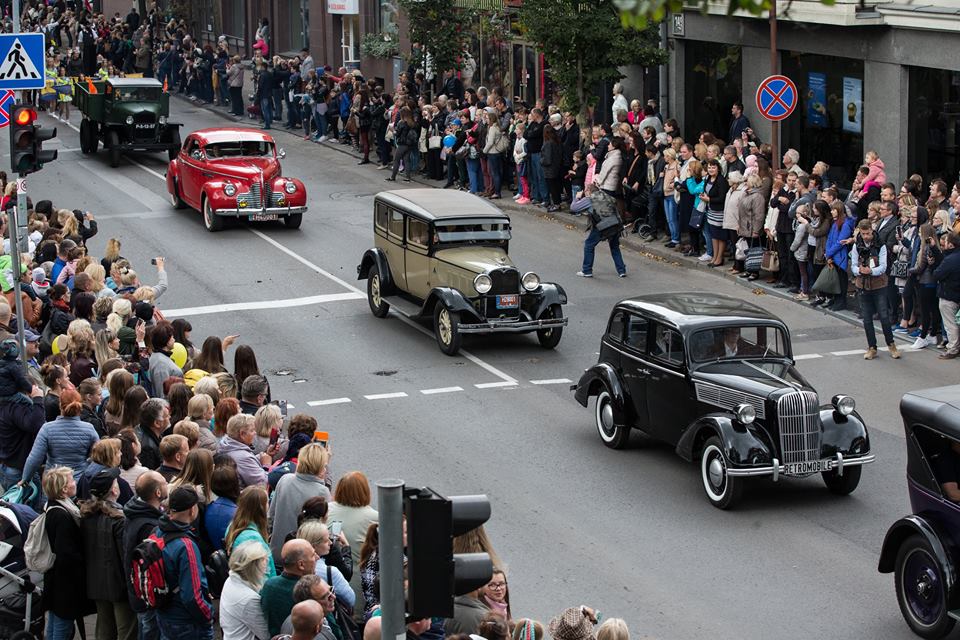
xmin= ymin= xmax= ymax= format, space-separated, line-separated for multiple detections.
xmin=615 ymin=0 xmax=836 ymax=30
xmin=397 ymin=0 xmax=477 ymax=76
xmin=519 ymin=0 xmax=666 ymax=116
xmin=361 ymin=31 xmax=400 ymax=59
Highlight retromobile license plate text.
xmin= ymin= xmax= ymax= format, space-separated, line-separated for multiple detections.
xmin=249 ymin=213 xmax=278 ymax=221
xmin=496 ymin=295 xmax=519 ymax=309
xmin=783 ymin=459 xmax=834 ymax=475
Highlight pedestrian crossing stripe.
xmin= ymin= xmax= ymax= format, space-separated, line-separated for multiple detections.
xmin=0 ymin=39 xmax=40 ymax=81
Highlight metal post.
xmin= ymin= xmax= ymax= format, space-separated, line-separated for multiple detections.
xmin=9 ymin=176 xmax=26 ymax=372
xmin=769 ymin=0 xmax=779 ymax=170
xmin=11 ymin=0 xmax=19 ymax=34
xmin=378 ymin=479 xmax=406 ymax=640
xmin=659 ymin=20 xmax=668 ymax=120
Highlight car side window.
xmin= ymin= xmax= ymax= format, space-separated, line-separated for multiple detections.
xmin=624 ymin=315 xmax=649 ymax=352
xmin=184 ymin=139 xmax=200 ymax=159
xmin=650 ymin=325 xmax=683 ymax=365
xmin=388 ymin=210 xmax=404 ymax=240
xmin=407 ymin=218 xmax=429 ymax=248
xmin=607 ymin=311 xmax=626 ymax=342
xmin=375 ymin=204 xmax=388 ymax=231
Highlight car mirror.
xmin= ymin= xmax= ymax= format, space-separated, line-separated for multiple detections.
xmin=190 ymin=150 xmax=203 ymax=161
xmin=277 ymin=148 xmax=286 ymax=159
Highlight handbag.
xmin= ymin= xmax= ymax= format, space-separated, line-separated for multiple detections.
xmin=651 ymin=175 xmax=664 ymax=198
xmin=761 ymin=241 xmax=780 ymax=272
xmin=689 ymin=206 xmax=704 ymax=230
xmin=812 ymin=265 xmax=842 ymax=295
xmin=735 ymin=238 xmax=749 ymax=261
xmin=745 ymin=244 xmax=764 ymax=273
xmin=327 ymin=566 xmax=359 ymax=640
xmin=346 ymin=116 xmax=358 ymax=136
xmin=428 ymin=135 xmax=443 ymax=150
xmin=891 ymin=255 xmax=910 ymax=279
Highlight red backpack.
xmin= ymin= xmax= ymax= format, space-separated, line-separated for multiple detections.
xmin=130 ymin=531 xmax=185 ymax=609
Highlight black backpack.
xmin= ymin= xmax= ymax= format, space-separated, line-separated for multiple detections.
xmin=205 ymin=549 xmax=229 ymax=599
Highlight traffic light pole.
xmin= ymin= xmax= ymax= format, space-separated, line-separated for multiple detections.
xmin=8 ymin=178 xmax=25 ymax=372
xmin=377 ymin=479 xmax=407 ymax=640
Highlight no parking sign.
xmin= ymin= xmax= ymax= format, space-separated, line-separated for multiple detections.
xmin=755 ymin=75 xmax=798 ymax=122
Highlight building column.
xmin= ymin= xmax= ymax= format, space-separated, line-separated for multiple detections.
xmin=668 ymin=39 xmax=684 ymax=126
xmin=740 ymin=44 xmax=774 ymax=147
xmin=864 ymin=60 xmax=907 ymax=183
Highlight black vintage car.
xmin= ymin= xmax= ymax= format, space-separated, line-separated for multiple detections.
xmin=572 ymin=293 xmax=875 ymax=509
xmin=879 ymin=386 xmax=960 ymax=639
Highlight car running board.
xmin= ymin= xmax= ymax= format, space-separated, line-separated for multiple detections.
xmin=381 ymin=295 xmax=425 ymax=320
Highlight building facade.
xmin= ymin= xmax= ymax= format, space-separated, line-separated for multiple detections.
xmin=668 ymin=0 xmax=960 ymax=186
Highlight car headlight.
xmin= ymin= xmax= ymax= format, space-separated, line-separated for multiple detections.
xmin=284 ymin=181 xmax=297 ymax=194
xmin=832 ymin=394 xmax=855 ymax=416
xmin=735 ymin=403 xmax=756 ymax=425
xmin=474 ymin=274 xmax=492 ymax=294
xmin=223 ymin=184 xmax=237 ymax=197
xmin=522 ymin=272 xmax=540 ymax=291
xmin=125 ymin=116 xmax=134 ymax=125
xmin=159 ymin=115 xmax=167 ymax=125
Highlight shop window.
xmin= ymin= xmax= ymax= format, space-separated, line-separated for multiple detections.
xmin=909 ymin=67 xmax=960 ymax=184
xmin=683 ymin=42 xmax=742 ymax=142
xmin=342 ymin=15 xmax=359 ymax=66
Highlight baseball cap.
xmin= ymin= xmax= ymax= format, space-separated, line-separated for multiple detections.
xmin=168 ymin=486 xmax=200 ymax=513
xmin=23 ymin=328 xmax=40 ymax=343
xmin=89 ymin=467 xmax=121 ymax=499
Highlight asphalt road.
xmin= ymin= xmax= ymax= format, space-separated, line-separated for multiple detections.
xmin=23 ymin=99 xmax=956 ymax=639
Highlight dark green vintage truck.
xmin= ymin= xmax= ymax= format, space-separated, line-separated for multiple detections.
xmin=74 ymin=77 xmax=182 ymax=167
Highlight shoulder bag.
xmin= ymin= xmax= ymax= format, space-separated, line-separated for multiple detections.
xmin=891 ymin=254 xmax=910 ymax=279
xmin=745 ymin=240 xmax=764 ymax=274
xmin=812 ymin=264 xmax=842 ymax=295
xmin=761 ymin=240 xmax=780 ymax=272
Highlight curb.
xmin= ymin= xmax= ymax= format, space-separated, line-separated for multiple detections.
xmin=176 ymin=92 xmax=917 ymax=346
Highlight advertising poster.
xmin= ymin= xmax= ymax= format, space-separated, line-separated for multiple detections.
xmin=843 ymin=76 xmax=863 ymax=134
xmin=807 ymin=72 xmax=827 ymax=128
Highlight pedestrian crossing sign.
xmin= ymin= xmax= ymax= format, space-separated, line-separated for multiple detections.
xmin=0 ymin=34 xmax=45 ymax=90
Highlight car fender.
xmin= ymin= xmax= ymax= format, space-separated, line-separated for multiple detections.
xmin=270 ymin=177 xmax=308 ymax=207
xmin=820 ymin=407 xmax=870 ymax=455
xmin=878 ymin=515 xmax=958 ymax=602
xmin=525 ymin=283 xmax=568 ymax=319
xmin=423 ymin=287 xmax=483 ymax=322
xmin=356 ymin=249 xmax=394 ymax=292
xmin=573 ymin=363 xmax=629 ymax=419
xmin=166 ymin=160 xmax=180 ymax=191
xmin=202 ymin=184 xmax=233 ymax=211
xmin=675 ymin=415 xmax=774 ymax=465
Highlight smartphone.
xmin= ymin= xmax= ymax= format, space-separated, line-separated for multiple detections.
xmin=272 ymin=399 xmax=288 ymax=417
xmin=313 ymin=430 xmax=329 ymax=447
xmin=269 ymin=427 xmax=280 ymax=446
xmin=328 ymin=521 xmax=343 ymax=538
xmin=150 ymin=258 xmax=157 ymax=265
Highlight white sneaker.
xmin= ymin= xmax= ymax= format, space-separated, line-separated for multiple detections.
xmin=911 ymin=337 xmax=930 ymax=350
xmin=576 ymin=271 xmax=593 ymax=278
xmin=698 ymin=253 xmax=712 ymax=262
xmin=318 ymin=136 xmax=328 ymax=142
xmin=512 ymin=193 xmax=522 ymax=200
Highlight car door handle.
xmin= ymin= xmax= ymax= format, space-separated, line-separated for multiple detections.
xmin=203 ymin=172 xmax=214 ymax=178
xmin=638 ymin=368 xmax=651 ymax=376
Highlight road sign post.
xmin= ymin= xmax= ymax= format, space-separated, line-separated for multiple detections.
xmin=755 ymin=74 xmax=797 ymax=170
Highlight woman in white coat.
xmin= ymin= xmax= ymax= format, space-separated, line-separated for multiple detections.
xmin=219 ymin=541 xmax=271 ymax=640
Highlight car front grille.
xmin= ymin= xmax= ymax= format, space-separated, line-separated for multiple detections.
xmin=777 ymin=390 xmax=821 ymax=467
xmin=695 ymin=383 xmax=765 ymax=419
xmin=238 ymin=182 xmax=263 ymax=209
xmin=133 ymin=112 xmax=155 ymax=124
xmin=488 ymin=268 xmax=519 ymax=295
xmin=269 ymin=191 xmax=287 ymax=207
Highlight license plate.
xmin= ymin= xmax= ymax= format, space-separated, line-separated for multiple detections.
xmin=249 ymin=213 xmax=278 ymax=222
xmin=496 ymin=295 xmax=519 ymax=309
xmin=783 ymin=459 xmax=833 ymax=476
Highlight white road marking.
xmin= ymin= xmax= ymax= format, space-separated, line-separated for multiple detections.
xmin=420 ymin=386 xmax=463 ymax=395
xmin=793 ymin=354 xmax=823 ymax=360
xmin=830 ymin=349 xmax=865 ymax=356
xmin=364 ymin=392 xmax=408 ymax=400
xmin=95 ymin=210 xmax=176 ymax=220
xmin=164 ymin=292 xmax=364 ymax=317
xmin=530 ymin=378 xmax=573 ymax=385
xmin=475 ymin=381 xmax=519 ymax=389
xmin=126 ymin=155 xmax=168 ymax=181
xmin=75 ymin=160 xmax=170 ymax=210
xmin=307 ymin=398 xmax=351 ymax=406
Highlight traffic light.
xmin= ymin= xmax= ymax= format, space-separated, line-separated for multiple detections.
xmin=9 ymin=104 xmax=57 ymax=175
xmin=404 ymin=488 xmax=493 ymax=619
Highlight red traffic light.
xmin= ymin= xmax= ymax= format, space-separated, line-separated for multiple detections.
xmin=13 ymin=107 xmax=34 ymax=126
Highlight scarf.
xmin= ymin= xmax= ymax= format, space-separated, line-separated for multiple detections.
xmin=54 ymin=497 xmax=81 ymax=523
xmin=51 ymin=298 xmax=70 ymax=312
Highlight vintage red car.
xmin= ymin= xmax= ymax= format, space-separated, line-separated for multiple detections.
xmin=166 ymin=127 xmax=308 ymax=231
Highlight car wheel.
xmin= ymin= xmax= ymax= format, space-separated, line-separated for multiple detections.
xmin=701 ymin=436 xmax=743 ymax=509
xmin=433 ymin=304 xmax=462 ymax=356
xmin=107 ymin=129 xmax=121 ymax=168
xmin=167 ymin=129 xmax=181 ymax=162
xmin=283 ymin=213 xmax=303 ymax=229
xmin=821 ymin=465 xmax=862 ymax=496
xmin=595 ymin=389 xmax=630 ymax=449
xmin=536 ymin=304 xmax=564 ymax=349
xmin=367 ymin=265 xmax=390 ymax=318
xmin=169 ymin=178 xmax=186 ymax=210
xmin=202 ymin=196 xmax=223 ymax=232
xmin=895 ymin=535 xmax=955 ymax=639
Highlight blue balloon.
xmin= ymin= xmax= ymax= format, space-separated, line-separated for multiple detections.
xmin=443 ymin=134 xmax=456 ymax=148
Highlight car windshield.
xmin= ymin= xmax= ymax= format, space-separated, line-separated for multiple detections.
xmin=204 ymin=141 xmax=275 ymax=158
xmin=114 ymin=87 xmax=161 ymax=102
xmin=690 ymin=326 xmax=789 ymax=362
xmin=435 ymin=218 xmax=511 ymax=244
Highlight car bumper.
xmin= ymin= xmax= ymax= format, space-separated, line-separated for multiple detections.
xmin=725 ymin=452 xmax=875 ymax=480
xmin=212 ymin=205 xmax=308 ymax=218
xmin=458 ymin=317 xmax=569 ymax=334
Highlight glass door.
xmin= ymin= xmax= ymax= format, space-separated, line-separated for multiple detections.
xmin=342 ymin=15 xmax=359 ymax=67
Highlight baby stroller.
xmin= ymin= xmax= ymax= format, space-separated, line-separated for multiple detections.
xmin=0 ymin=502 xmax=42 ymax=640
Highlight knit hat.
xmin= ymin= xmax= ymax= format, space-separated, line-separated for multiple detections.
xmin=168 ymin=486 xmax=200 ymax=513
xmin=548 ymin=608 xmax=595 ymax=640
xmin=744 ymin=154 xmax=758 ymax=177
xmin=89 ymin=467 xmax=120 ymax=498
xmin=0 ymin=339 xmax=17 ymax=360
xmin=134 ymin=301 xmax=154 ymax=324
xmin=117 ymin=326 xmax=138 ymax=356
xmin=285 ymin=432 xmax=312 ymax=462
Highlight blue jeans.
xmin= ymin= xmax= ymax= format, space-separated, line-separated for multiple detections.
xmin=409 ymin=149 xmax=421 ymax=173
xmin=0 ymin=464 xmax=20 ymax=492
xmin=529 ymin=153 xmax=547 ymax=202
xmin=139 ymin=610 xmax=159 ymax=640
xmin=260 ymin=98 xmax=273 ymax=129
xmin=487 ymin=153 xmax=502 ymax=196
xmin=157 ymin=617 xmax=212 ymax=640
xmin=272 ymin=88 xmax=284 ymax=120
xmin=663 ymin=196 xmax=679 ymax=242
xmin=313 ymin=111 xmax=327 ymax=138
xmin=581 ymin=228 xmax=626 ymax=275
xmin=859 ymin=287 xmax=895 ymax=349
xmin=466 ymin=158 xmax=482 ymax=193
xmin=47 ymin=612 xmax=75 ymax=640
xmin=702 ymin=220 xmax=714 ymax=258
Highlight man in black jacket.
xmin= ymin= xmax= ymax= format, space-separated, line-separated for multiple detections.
xmin=123 ymin=471 xmax=168 ymax=640
xmin=0 ymin=385 xmax=44 ymax=496
xmin=935 ymin=233 xmax=960 ymax=359
xmin=440 ymin=69 xmax=464 ymax=103
xmin=770 ymin=172 xmax=798 ymax=288
xmin=875 ymin=201 xmax=900 ymax=317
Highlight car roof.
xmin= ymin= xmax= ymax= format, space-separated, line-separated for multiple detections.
xmin=615 ymin=293 xmax=786 ymax=331
xmin=376 ymin=189 xmax=510 ymax=222
xmin=189 ymin=128 xmax=277 ymax=145
xmin=107 ymin=77 xmax=163 ymax=88
xmin=901 ymin=386 xmax=960 ymax=438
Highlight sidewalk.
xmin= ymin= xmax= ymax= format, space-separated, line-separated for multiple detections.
xmin=175 ymin=90 xmax=918 ymax=345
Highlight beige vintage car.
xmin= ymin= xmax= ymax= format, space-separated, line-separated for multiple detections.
xmin=357 ymin=189 xmax=568 ymax=355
